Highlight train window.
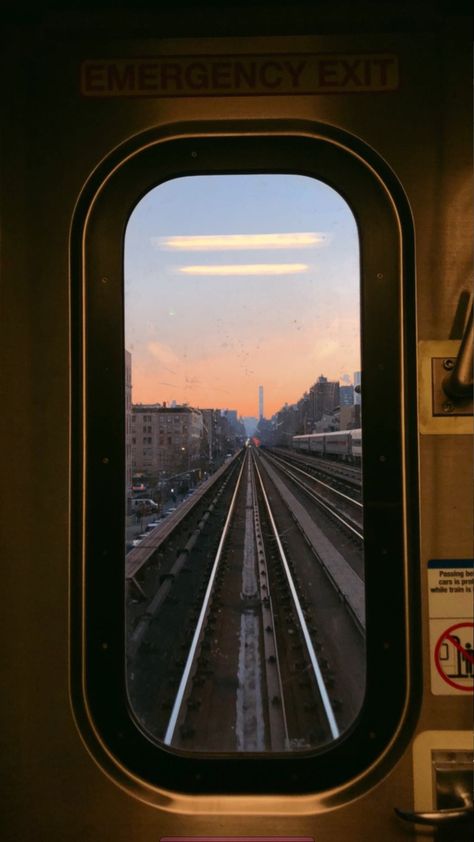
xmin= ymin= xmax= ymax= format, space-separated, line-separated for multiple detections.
xmin=124 ymin=173 xmax=364 ymax=753
xmin=72 ymin=131 xmax=418 ymax=794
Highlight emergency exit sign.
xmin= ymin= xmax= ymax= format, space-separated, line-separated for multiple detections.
xmin=81 ymin=53 xmax=398 ymax=97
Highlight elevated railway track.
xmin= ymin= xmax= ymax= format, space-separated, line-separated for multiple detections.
xmin=127 ymin=446 xmax=365 ymax=751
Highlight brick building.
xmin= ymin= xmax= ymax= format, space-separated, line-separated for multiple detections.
xmin=132 ymin=404 xmax=203 ymax=478
xmin=310 ymin=375 xmax=340 ymax=422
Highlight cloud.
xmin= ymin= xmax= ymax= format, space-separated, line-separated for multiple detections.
xmin=147 ymin=341 xmax=179 ymax=368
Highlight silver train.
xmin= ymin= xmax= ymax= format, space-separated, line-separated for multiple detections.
xmin=292 ymin=429 xmax=362 ymax=463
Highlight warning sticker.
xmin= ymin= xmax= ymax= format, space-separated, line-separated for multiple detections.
xmin=428 ymin=559 xmax=473 ymax=618
xmin=433 ymin=622 xmax=474 ymax=693
xmin=428 ymin=559 xmax=474 ymax=695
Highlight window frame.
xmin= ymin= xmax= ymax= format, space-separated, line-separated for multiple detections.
xmin=70 ymin=124 xmax=420 ymax=796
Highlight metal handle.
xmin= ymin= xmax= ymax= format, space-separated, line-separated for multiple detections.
xmin=443 ymin=300 xmax=473 ymax=400
xmin=396 ymin=775 xmax=473 ymax=827
xmin=395 ymin=805 xmax=474 ymax=826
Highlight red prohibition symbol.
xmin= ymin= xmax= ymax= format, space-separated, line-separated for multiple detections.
xmin=434 ymin=621 xmax=474 ymax=691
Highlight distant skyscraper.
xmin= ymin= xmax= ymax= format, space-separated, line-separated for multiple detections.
xmin=258 ymin=385 xmax=264 ymax=420
xmin=340 ymin=385 xmax=354 ymax=406
xmin=354 ymin=371 xmax=361 ymax=405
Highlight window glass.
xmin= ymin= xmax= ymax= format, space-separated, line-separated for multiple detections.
xmin=124 ymin=174 xmax=364 ymax=753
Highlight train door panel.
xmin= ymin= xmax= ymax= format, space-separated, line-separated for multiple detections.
xmin=1 ymin=4 xmax=472 ymax=841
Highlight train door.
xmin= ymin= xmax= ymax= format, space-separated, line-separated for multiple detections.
xmin=1 ymin=2 xmax=472 ymax=841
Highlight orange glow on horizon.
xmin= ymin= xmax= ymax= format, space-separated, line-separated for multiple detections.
xmin=129 ymin=324 xmax=360 ymax=418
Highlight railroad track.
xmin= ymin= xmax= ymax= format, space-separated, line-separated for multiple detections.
xmin=269 ymin=446 xmax=362 ymax=491
xmin=128 ymin=446 xmax=351 ymax=752
xmin=261 ymin=449 xmax=363 ymax=542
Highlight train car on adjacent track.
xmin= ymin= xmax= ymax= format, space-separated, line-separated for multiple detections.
xmin=293 ymin=429 xmax=362 ymax=463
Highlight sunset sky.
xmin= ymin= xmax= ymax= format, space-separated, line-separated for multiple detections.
xmin=125 ymin=174 xmax=360 ymax=418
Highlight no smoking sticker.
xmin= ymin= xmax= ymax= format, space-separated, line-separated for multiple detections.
xmin=434 ymin=622 xmax=474 ymax=692
xmin=430 ymin=620 xmax=474 ymax=695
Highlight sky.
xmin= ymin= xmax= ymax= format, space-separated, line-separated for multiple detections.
xmin=125 ymin=174 xmax=360 ymax=418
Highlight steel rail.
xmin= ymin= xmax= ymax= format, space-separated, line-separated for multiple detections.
xmin=304 ymin=455 xmax=362 ymax=483
xmin=267 ymin=451 xmax=363 ymax=508
xmin=261 ymin=452 xmax=364 ymax=541
xmin=249 ymin=460 xmax=289 ymax=750
xmin=272 ymin=447 xmax=362 ymax=486
xmin=163 ymin=451 xmax=248 ymax=746
xmin=252 ymin=455 xmax=340 ymax=741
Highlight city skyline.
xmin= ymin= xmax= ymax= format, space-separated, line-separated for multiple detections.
xmin=125 ymin=173 xmax=360 ymax=417
xmin=129 ymin=366 xmax=361 ymax=423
